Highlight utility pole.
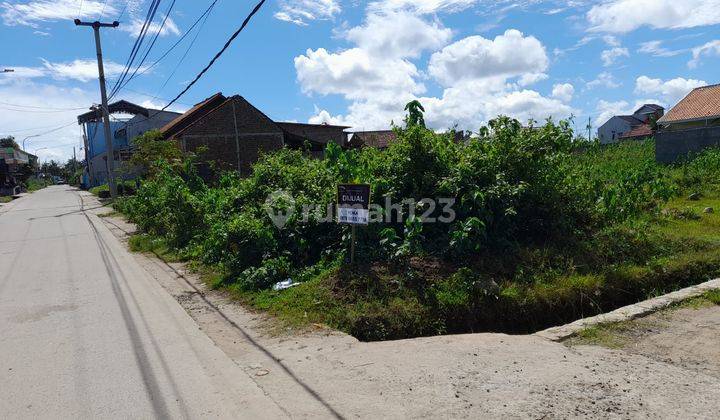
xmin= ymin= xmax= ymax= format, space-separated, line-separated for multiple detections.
xmin=75 ymin=19 xmax=119 ymax=199
xmin=587 ymin=117 xmax=592 ymax=143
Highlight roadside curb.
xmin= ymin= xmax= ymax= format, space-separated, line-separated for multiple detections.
xmin=535 ymin=277 xmax=720 ymax=342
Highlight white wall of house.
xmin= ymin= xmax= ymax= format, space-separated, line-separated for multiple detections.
xmin=125 ymin=111 xmax=180 ymax=143
xmin=597 ymin=117 xmax=633 ymax=145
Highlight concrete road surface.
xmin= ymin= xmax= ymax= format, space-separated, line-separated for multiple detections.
xmin=0 ymin=186 xmax=287 ymax=419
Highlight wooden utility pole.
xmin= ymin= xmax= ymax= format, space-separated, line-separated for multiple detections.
xmin=74 ymin=19 xmax=119 ymax=199
xmin=587 ymin=117 xmax=592 ymax=142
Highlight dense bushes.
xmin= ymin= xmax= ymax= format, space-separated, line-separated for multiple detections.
xmin=117 ymin=117 xmax=716 ymax=292
xmin=115 ymin=112 xmax=720 ymax=339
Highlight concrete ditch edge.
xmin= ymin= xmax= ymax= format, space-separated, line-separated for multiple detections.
xmin=535 ymin=277 xmax=720 ymax=342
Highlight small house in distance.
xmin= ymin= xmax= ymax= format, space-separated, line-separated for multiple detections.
xmin=346 ymin=130 xmax=397 ymax=150
xmin=77 ymin=100 xmax=181 ymax=187
xmin=656 ymin=84 xmax=720 ymax=163
xmin=597 ymin=104 xmax=664 ymax=144
xmin=161 ymin=93 xmax=349 ymax=175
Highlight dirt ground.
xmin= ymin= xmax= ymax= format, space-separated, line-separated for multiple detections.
xmin=567 ymin=302 xmax=720 ymax=379
xmin=93 ymin=198 xmax=720 ymax=419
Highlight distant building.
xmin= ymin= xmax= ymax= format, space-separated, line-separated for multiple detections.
xmin=346 ymin=130 xmax=397 ymax=150
xmin=161 ymin=93 xmax=349 ymax=175
xmin=77 ymin=100 xmax=181 ymax=187
xmin=597 ymin=104 xmax=664 ymax=144
xmin=656 ymin=84 xmax=720 ymax=163
xmin=0 ymin=147 xmax=37 ymax=195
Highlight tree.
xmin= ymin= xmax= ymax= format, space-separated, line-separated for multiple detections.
xmin=0 ymin=136 xmax=19 ymax=149
xmin=128 ymin=130 xmax=183 ymax=177
xmin=404 ymin=100 xmax=426 ymax=128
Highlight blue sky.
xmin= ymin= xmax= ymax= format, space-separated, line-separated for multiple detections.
xmin=1 ymin=0 xmax=719 ymax=162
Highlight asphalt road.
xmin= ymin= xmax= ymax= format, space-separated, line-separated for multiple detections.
xmin=0 ymin=186 xmax=286 ymax=419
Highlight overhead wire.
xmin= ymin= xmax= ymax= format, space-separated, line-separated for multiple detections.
xmin=118 ymin=0 xmax=220 ymax=95
xmin=157 ymin=0 xmax=267 ymax=113
xmin=110 ymin=0 xmax=177 ymax=98
xmin=108 ymin=0 xmax=163 ymax=99
xmin=153 ymin=0 xmax=217 ymax=97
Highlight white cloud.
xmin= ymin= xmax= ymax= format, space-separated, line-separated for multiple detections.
xmin=41 ymin=59 xmax=129 ymax=82
xmin=552 ymin=83 xmax=574 ymax=102
xmin=420 ymin=82 xmax=574 ymax=130
xmin=1 ymin=58 xmax=144 ymax=84
xmin=601 ymin=47 xmax=629 ymax=66
xmin=120 ymin=15 xmax=180 ymax=37
xmin=0 ymin=79 xmax=93 ymax=162
xmin=294 ymin=48 xmax=424 ymax=100
xmin=587 ymin=0 xmax=720 ymax=33
xmin=634 ymin=75 xmax=706 ymax=104
xmin=689 ymin=40 xmax=720 ymax=68
xmin=587 ymin=71 xmax=621 ymax=89
xmin=274 ymin=0 xmax=341 ymax=26
xmin=637 ymin=40 xmax=685 ymax=57
xmin=1 ymin=0 xmax=115 ymax=27
xmin=369 ymin=0 xmax=479 ymax=14
xmin=594 ymin=98 xmax=665 ymax=126
xmin=428 ymin=29 xmax=548 ymax=87
xmin=298 ymin=14 xmax=567 ymax=132
xmin=345 ymin=11 xmax=452 ymax=59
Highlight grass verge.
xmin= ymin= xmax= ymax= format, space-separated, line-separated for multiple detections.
xmin=566 ymin=289 xmax=720 ymax=348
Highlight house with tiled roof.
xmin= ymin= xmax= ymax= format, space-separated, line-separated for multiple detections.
xmin=656 ymin=84 xmax=720 ymax=163
xmin=160 ymin=93 xmax=349 ymax=175
xmin=597 ymin=104 xmax=664 ymax=144
xmin=346 ymin=130 xmax=397 ymax=150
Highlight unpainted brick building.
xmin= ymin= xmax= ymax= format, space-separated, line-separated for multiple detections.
xmin=161 ymin=93 xmax=349 ymax=175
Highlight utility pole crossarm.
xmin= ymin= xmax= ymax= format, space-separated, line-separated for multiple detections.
xmin=75 ymin=19 xmax=119 ymax=199
xmin=74 ymin=19 xmax=119 ymax=28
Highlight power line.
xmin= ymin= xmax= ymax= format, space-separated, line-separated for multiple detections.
xmin=1 ymin=121 xmax=78 ymax=139
xmin=154 ymin=0 xmax=217 ymax=97
xmin=116 ymin=0 xmax=129 ymax=21
xmin=158 ymin=0 xmax=267 ymax=113
xmin=1 ymin=120 xmax=77 ymax=134
xmin=0 ymin=101 xmax=87 ymax=111
xmin=108 ymin=0 xmax=163 ymax=99
xmin=110 ymin=0 xmax=177 ymax=98
xmin=119 ymin=0 xmax=220 ymax=94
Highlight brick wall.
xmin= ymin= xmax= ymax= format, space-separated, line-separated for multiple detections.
xmin=177 ymin=96 xmax=285 ymax=175
xmin=656 ymin=125 xmax=720 ymax=163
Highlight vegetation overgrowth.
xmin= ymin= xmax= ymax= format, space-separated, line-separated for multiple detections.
xmin=115 ymin=113 xmax=720 ymax=341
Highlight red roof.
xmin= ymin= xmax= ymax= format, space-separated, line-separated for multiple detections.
xmin=348 ymin=130 xmax=397 ymax=149
xmin=160 ymin=93 xmax=226 ymax=139
xmin=619 ymin=123 xmax=653 ymax=140
xmin=658 ymin=84 xmax=720 ymax=124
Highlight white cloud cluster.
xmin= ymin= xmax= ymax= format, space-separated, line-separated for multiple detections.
xmin=297 ymin=9 xmax=572 ymax=131
xmin=120 ymin=15 xmax=180 ymax=37
xmin=274 ymin=0 xmax=341 ymax=26
xmin=587 ymin=0 xmax=720 ymax=33
xmin=1 ymin=0 xmax=116 ymax=27
xmin=600 ymin=46 xmax=629 ymax=66
xmin=587 ymin=71 xmax=620 ymax=89
xmin=552 ymin=83 xmax=574 ymax=102
xmin=368 ymin=0 xmax=479 ymax=14
xmin=637 ymin=40 xmax=684 ymax=57
xmin=689 ymin=40 xmax=720 ymax=69
xmin=634 ymin=75 xmax=706 ymax=105
xmin=345 ymin=11 xmax=452 ymax=59
xmin=1 ymin=58 xmax=141 ymax=83
xmin=428 ymin=29 xmax=549 ymax=86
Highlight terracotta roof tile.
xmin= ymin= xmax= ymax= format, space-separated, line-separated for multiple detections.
xmin=658 ymin=84 xmax=720 ymax=124
xmin=348 ymin=130 xmax=396 ymax=149
xmin=619 ymin=123 xmax=653 ymax=140
xmin=160 ymin=93 xmax=226 ymax=138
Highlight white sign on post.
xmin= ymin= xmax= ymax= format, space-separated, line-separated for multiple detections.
xmin=337 ymin=184 xmax=371 ymax=225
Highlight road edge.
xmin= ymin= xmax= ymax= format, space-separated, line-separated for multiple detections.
xmin=535 ymin=277 xmax=720 ymax=341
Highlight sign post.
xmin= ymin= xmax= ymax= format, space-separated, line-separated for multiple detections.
xmin=337 ymin=184 xmax=371 ymax=265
